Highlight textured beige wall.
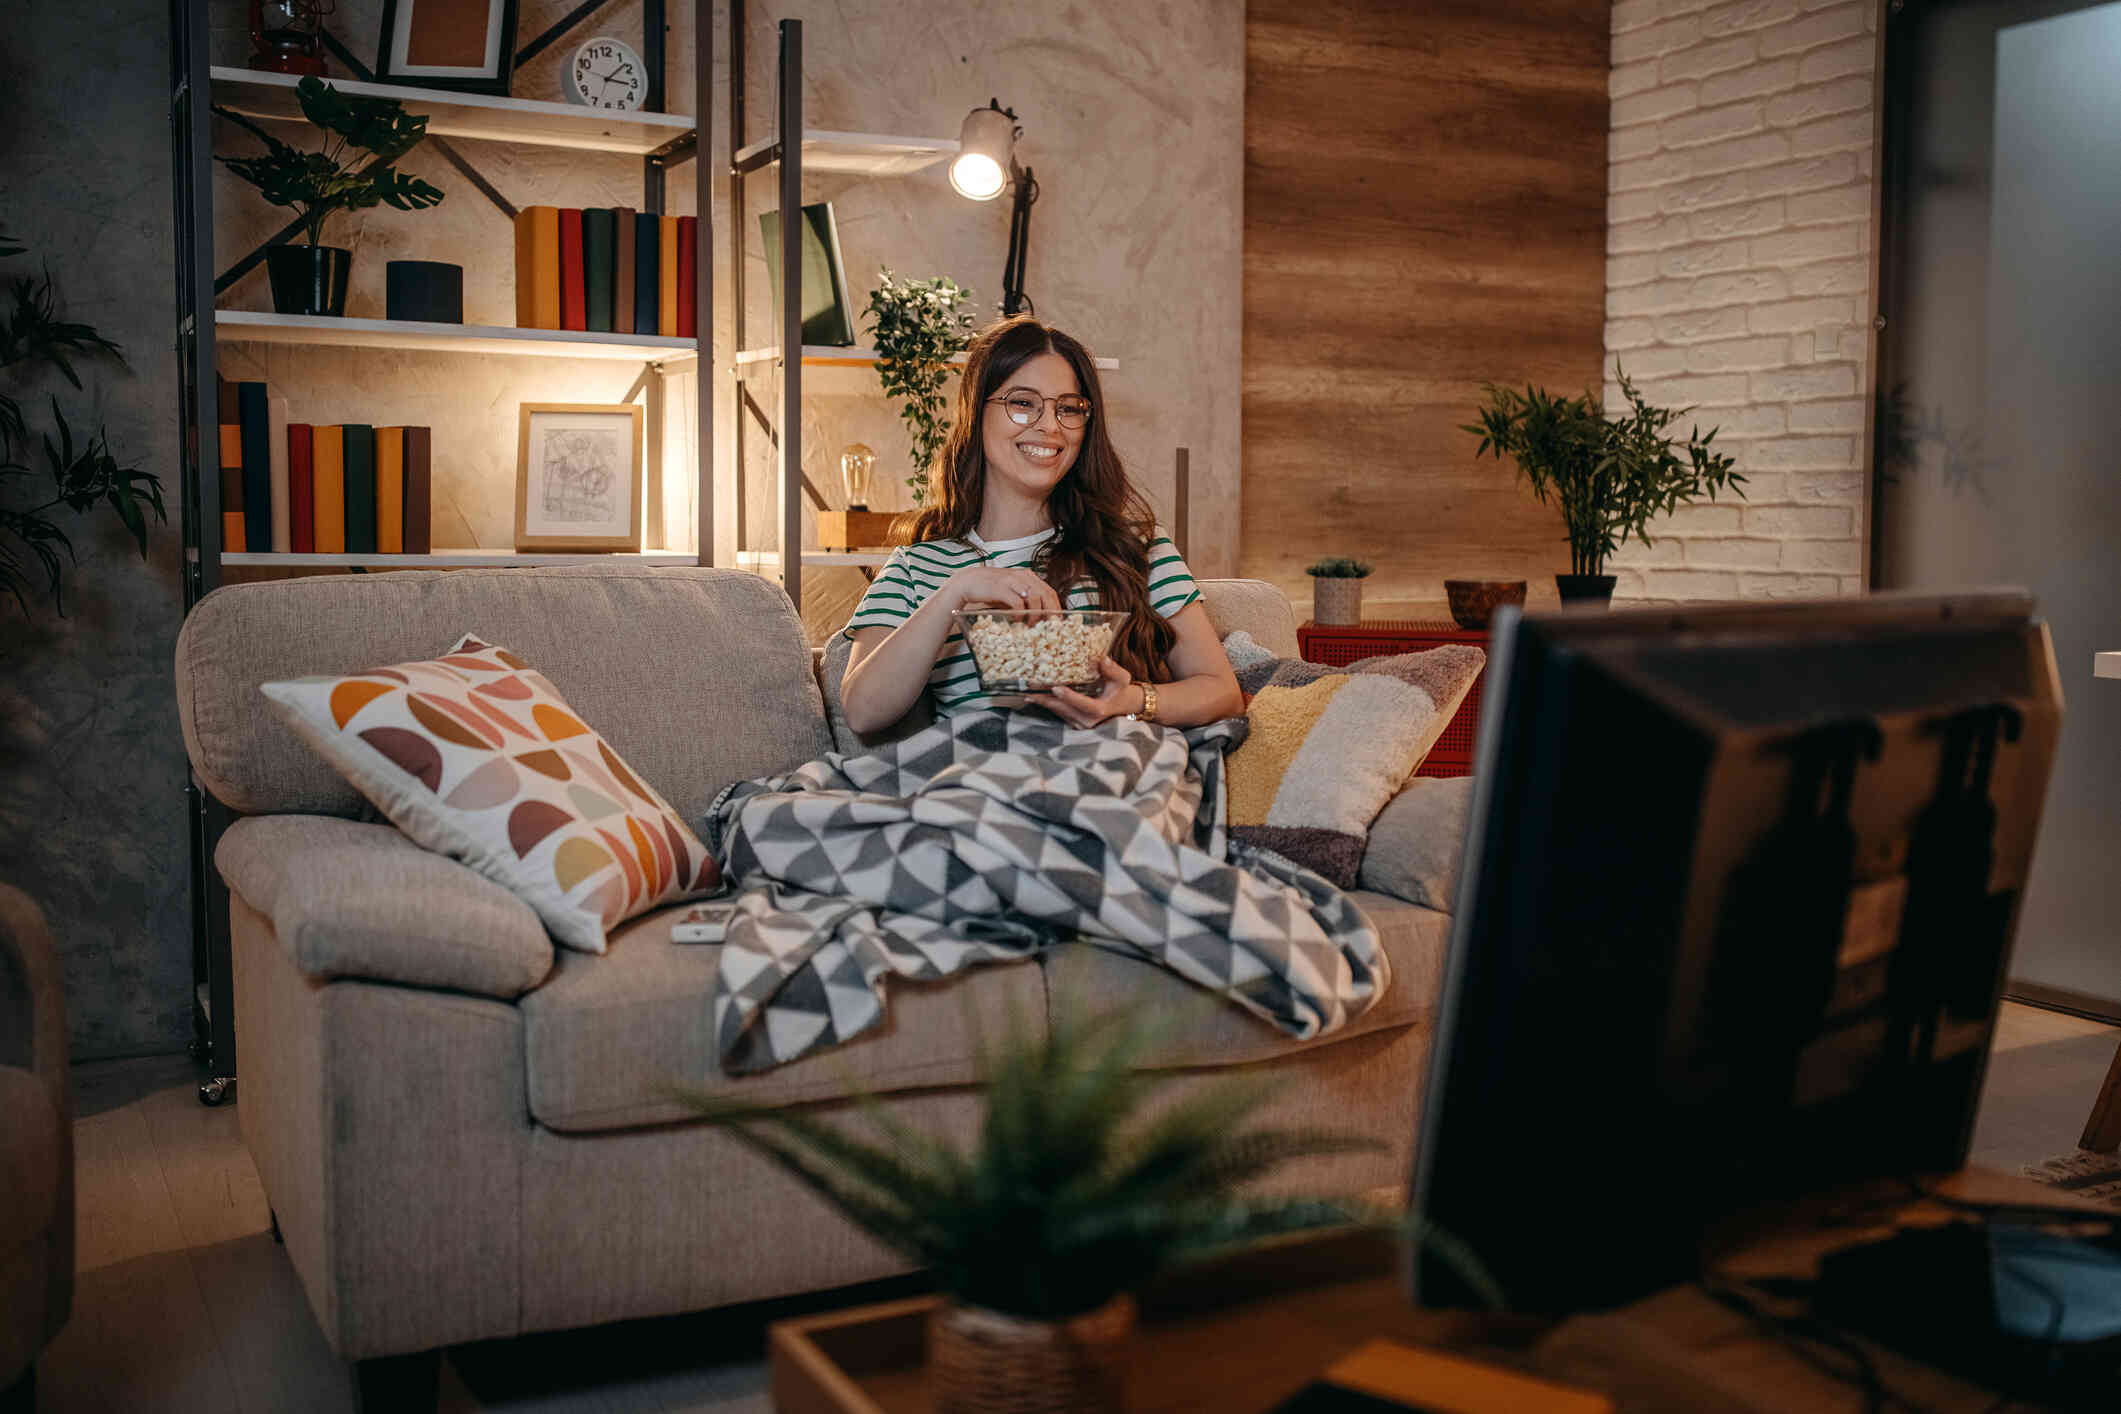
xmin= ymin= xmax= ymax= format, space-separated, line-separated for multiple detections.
xmin=210 ymin=0 xmax=1245 ymax=641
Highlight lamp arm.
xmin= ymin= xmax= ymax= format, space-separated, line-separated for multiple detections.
xmin=1001 ymin=164 xmax=1037 ymax=317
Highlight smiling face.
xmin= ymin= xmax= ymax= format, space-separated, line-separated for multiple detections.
xmin=980 ymin=351 xmax=1086 ymax=505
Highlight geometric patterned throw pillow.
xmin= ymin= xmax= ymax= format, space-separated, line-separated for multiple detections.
xmin=260 ymin=634 xmax=720 ymax=953
xmin=1226 ymin=646 xmax=1486 ymax=889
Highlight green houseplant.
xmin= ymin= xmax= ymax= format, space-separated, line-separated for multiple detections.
xmin=680 ymin=1005 xmax=1384 ymax=1413
xmin=862 ymin=268 xmax=976 ymax=505
xmin=213 ymin=76 xmax=445 ymax=317
xmin=1465 ymin=365 xmax=1743 ymax=605
xmin=0 ymin=226 xmax=164 ymax=617
xmin=1305 ymin=556 xmax=1372 ymax=627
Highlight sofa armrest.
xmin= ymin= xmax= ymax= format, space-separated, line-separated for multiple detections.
xmin=1357 ymin=775 xmax=1474 ymax=914
xmin=216 ymin=816 xmax=554 ymax=999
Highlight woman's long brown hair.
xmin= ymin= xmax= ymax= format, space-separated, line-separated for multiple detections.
xmin=904 ymin=316 xmax=1177 ymax=683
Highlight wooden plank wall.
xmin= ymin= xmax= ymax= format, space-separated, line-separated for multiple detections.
xmin=1242 ymin=0 xmax=1611 ymax=616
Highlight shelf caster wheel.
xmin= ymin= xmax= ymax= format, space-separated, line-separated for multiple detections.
xmin=199 ymin=1076 xmax=235 ymax=1107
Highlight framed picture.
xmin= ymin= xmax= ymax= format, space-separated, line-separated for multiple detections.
xmin=376 ymin=0 xmax=519 ymax=96
xmin=515 ymin=403 xmax=644 ymax=552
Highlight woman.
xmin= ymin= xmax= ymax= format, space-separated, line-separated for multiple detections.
xmin=840 ymin=316 xmax=1243 ymax=737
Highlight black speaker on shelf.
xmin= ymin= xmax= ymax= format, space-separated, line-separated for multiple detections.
xmin=385 ymin=261 xmax=464 ymax=324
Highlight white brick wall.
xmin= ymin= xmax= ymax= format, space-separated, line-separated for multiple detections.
xmin=1606 ymin=0 xmax=1877 ymax=602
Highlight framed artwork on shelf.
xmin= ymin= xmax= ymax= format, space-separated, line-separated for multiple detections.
xmin=514 ymin=403 xmax=644 ymax=552
xmin=375 ymin=0 xmax=520 ymax=96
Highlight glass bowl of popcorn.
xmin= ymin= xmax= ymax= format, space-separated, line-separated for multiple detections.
xmin=952 ymin=608 xmax=1127 ymax=700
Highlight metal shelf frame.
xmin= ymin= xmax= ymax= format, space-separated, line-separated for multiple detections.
xmin=168 ymin=0 xmax=712 ymax=1101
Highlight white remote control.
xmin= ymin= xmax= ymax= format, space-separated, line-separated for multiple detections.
xmin=669 ymin=903 xmax=733 ymax=943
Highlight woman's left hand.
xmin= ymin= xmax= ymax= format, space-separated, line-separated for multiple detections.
xmin=1032 ymin=656 xmax=1137 ymax=729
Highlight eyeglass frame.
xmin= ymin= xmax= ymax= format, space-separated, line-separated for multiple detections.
xmin=986 ymin=387 xmax=1095 ymax=430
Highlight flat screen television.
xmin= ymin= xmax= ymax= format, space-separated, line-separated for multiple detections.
xmin=1408 ymin=591 xmax=2064 ymax=1313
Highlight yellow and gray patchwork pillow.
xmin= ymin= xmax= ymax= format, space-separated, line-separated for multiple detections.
xmin=1228 ymin=646 xmax=1485 ymax=888
xmin=260 ymin=634 xmax=721 ymax=953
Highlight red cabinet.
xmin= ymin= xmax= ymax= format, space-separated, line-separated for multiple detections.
xmin=1295 ymin=620 xmax=1490 ymax=778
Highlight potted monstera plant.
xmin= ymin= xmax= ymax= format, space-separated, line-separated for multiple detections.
xmin=1465 ymin=366 xmax=1743 ymax=605
xmin=680 ymin=1006 xmax=1389 ymax=1414
xmin=214 ymin=76 xmax=445 ymax=317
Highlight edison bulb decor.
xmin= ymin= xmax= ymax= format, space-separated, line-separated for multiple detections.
xmin=840 ymin=443 xmax=877 ymax=510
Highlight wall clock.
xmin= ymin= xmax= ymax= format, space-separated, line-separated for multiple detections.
xmin=567 ymin=36 xmax=646 ymax=110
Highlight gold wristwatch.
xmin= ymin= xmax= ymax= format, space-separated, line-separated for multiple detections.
xmin=1134 ymin=680 xmax=1158 ymax=723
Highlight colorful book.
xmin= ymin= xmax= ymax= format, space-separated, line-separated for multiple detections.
xmin=559 ymin=208 xmax=587 ymax=332
xmin=266 ymin=395 xmax=290 ymax=552
xmin=658 ymin=215 xmax=679 ymax=337
xmin=288 ymin=424 xmax=314 ymax=554
xmin=217 ymin=376 xmax=244 ymax=551
xmin=402 ymin=426 xmax=433 ymax=555
xmin=513 ymin=205 xmax=561 ymax=330
xmin=583 ymin=208 xmax=616 ymax=334
xmin=376 ymin=427 xmax=405 ymax=554
xmin=237 ymin=382 xmax=272 ymax=555
xmin=342 ymin=423 xmax=377 ymax=555
xmin=614 ymin=207 xmax=637 ymax=335
xmin=311 ymin=425 xmax=345 ymax=554
xmin=677 ymin=215 xmax=698 ymax=340
xmin=633 ymin=211 xmax=660 ymax=337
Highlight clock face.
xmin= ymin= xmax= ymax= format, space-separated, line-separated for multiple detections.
xmin=568 ymin=38 xmax=646 ymax=110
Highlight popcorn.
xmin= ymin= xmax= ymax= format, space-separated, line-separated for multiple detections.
xmin=958 ymin=609 xmax=1124 ymax=692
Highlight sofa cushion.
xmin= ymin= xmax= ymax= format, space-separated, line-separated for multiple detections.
xmin=1041 ymin=890 xmax=1449 ymax=1069
xmin=520 ymin=902 xmax=1049 ymax=1133
xmin=1198 ymin=578 xmax=1300 ymax=658
xmin=176 ymin=564 xmax=831 ymax=821
xmin=1360 ymin=775 xmax=1475 ymax=914
xmin=260 ymin=635 xmax=720 ymax=954
xmin=217 ymin=814 xmax=555 ymax=997
xmin=1228 ymin=648 xmax=1485 ymax=888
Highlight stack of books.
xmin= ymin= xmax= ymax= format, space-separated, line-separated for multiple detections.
xmin=512 ymin=206 xmax=697 ymax=337
xmin=217 ymin=377 xmax=433 ymax=555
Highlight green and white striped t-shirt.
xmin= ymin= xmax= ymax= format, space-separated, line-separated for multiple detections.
xmin=842 ymin=526 xmax=1202 ymax=714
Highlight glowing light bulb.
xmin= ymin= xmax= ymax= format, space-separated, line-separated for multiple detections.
xmin=949 ymin=152 xmax=1007 ymax=201
xmin=840 ymin=443 xmax=877 ymax=510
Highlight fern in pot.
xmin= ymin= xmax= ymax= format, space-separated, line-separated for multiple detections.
xmin=862 ymin=269 xmax=976 ymax=506
xmin=679 ymin=1006 xmax=1382 ymax=1414
xmin=1464 ymin=365 xmax=1743 ymax=606
xmin=1306 ymin=556 xmax=1372 ymax=626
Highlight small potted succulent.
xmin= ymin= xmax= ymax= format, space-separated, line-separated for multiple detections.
xmin=1464 ymin=365 xmax=1743 ymax=606
xmin=214 ymin=76 xmax=445 ymax=317
xmin=680 ymin=1006 xmax=1381 ymax=1414
xmin=1305 ymin=556 xmax=1373 ymax=626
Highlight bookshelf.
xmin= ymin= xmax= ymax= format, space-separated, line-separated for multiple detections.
xmin=170 ymin=0 xmax=711 ymax=1106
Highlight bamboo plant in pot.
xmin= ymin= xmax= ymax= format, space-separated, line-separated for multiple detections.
xmin=1465 ymin=367 xmax=1743 ymax=606
xmin=679 ymin=1006 xmax=1386 ymax=1414
xmin=214 ymin=76 xmax=444 ymax=317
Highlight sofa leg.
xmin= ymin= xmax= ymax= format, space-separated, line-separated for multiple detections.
xmin=352 ymin=1351 xmax=439 ymax=1414
xmin=0 ymin=1366 xmax=33 ymax=1414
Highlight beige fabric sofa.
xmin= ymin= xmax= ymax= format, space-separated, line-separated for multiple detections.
xmin=0 ymin=885 xmax=72 ymax=1411
xmin=172 ymin=564 xmax=1453 ymax=1405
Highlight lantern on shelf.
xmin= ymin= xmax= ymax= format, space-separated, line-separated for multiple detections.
xmin=249 ymin=0 xmax=332 ymax=77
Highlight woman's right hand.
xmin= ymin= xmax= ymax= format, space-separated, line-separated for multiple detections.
xmin=945 ymin=565 xmax=1063 ymax=613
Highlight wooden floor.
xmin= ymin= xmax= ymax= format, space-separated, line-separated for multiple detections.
xmin=33 ymin=1001 xmax=2119 ymax=1413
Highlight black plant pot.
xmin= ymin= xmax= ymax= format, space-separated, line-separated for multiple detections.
xmin=265 ymin=244 xmax=351 ymax=317
xmin=1556 ymin=573 xmax=1618 ymax=607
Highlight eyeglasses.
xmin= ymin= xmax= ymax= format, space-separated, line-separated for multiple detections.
xmin=988 ymin=388 xmax=1093 ymax=430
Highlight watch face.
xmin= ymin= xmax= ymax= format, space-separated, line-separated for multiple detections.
xmin=570 ymin=39 xmax=645 ymax=110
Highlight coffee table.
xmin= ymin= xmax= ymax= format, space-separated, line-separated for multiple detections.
xmin=770 ymin=1170 xmax=2103 ymax=1413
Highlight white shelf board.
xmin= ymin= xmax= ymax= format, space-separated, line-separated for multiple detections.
xmin=223 ymin=549 xmax=700 ymax=568
xmin=735 ymin=346 xmax=1118 ymax=371
xmin=738 ymin=550 xmax=894 ymax=569
xmin=734 ymin=129 xmax=957 ymax=177
xmin=216 ymin=311 xmax=698 ymax=362
xmin=2097 ymin=651 xmax=2121 ymax=680
xmin=210 ymin=67 xmax=694 ymax=155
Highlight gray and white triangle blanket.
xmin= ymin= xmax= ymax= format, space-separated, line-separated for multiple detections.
xmin=700 ymin=708 xmax=1389 ymax=1073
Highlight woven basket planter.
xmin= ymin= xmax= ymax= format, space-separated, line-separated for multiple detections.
xmin=1312 ymin=576 xmax=1364 ymax=626
xmin=930 ymin=1294 xmax=1135 ymax=1414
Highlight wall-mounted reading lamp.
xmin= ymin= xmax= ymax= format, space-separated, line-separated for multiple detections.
xmin=950 ymin=99 xmax=1038 ymax=317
